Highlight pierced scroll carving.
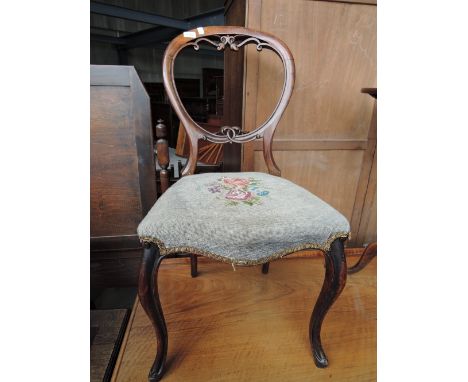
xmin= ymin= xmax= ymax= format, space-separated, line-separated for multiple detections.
xmin=206 ymin=126 xmax=261 ymax=143
xmin=189 ymin=35 xmax=271 ymax=53
xmin=200 ymin=125 xmax=262 ymax=144
xmin=182 ymin=35 xmax=280 ymax=144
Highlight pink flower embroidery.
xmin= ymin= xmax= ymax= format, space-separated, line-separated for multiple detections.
xmin=206 ymin=177 xmax=269 ymax=206
xmin=225 ymin=189 xmax=252 ymax=201
xmin=223 ymin=178 xmax=250 ymax=187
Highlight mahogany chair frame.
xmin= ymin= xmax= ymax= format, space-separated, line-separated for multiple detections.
xmin=138 ymin=26 xmax=350 ymax=381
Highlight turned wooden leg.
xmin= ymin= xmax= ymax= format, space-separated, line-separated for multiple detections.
xmin=190 ymin=254 xmax=198 ymax=278
xmin=309 ymin=238 xmax=347 ymax=368
xmin=262 ymin=262 xmax=270 ymax=274
xmin=348 ymin=242 xmax=377 ymax=274
xmin=138 ymin=244 xmax=168 ymax=382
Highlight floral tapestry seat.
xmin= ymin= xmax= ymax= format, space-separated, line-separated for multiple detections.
xmin=138 ymin=172 xmax=350 ymax=266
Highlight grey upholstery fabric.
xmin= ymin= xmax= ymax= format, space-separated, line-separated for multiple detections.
xmin=138 ymin=172 xmax=350 ymax=265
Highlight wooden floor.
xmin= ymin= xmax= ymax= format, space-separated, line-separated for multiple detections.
xmin=112 ymin=256 xmax=376 ymax=382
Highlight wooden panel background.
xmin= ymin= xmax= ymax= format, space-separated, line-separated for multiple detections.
xmin=91 ymin=65 xmax=156 ymax=238
xmin=91 ymin=65 xmax=157 ymax=287
xmin=91 ymin=85 xmax=142 ymax=236
xmin=241 ymin=0 xmax=376 ymax=245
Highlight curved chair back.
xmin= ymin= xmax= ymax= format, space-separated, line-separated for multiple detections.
xmin=162 ymin=26 xmax=295 ymax=176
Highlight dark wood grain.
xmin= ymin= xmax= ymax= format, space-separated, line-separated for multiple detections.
xmin=91 ymin=65 xmax=156 ymax=287
xmin=90 ymin=235 xmax=141 ymax=252
xmin=138 ymin=245 xmax=168 ymax=382
xmin=91 ymin=250 xmax=142 ymax=288
xmin=90 ymin=85 xmax=142 ymax=236
xmin=91 ymin=65 xmax=156 ymax=237
xmin=156 ymin=119 xmax=170 ymax=194
xmin=90 ymin=309 xmax=129 ymax=382
xmin=310 ymin=239 xmax=347 ymax=368
xmin=132 ymin=68 xmax=157 ymax=216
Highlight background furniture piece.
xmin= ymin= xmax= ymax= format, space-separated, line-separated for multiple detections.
xmin=225 ymin=0 xmax=377 ymax=246
xmin=91 ymin=309 xmax=130 ymax=382
xmin=91 ymin=65 xmax=157 ymax=288
xmin=144 ymin=80 xmax=200 ymax=148
xmin=351 ymin=88 xmax=377 ymax=246
xmin=348 ymin=241 xmax=377 ymax=274
xmin=144 ymin=68 xmax=225 ymax=152
xmin=153 ymin=119 xmax=202 ymax=278
xmin=155 ymin=120 xmax=223 ymax=198
xmin=176 ymin=121 xmax=224 ymax=165
xmin=348 ymin=88 xmax=377 ymax=271
xmin=138 ymin=26 xmax=354 ymax=382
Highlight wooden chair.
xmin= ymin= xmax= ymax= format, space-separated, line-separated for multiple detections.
xmin=137 ymin=26 xmax=361 ymax=381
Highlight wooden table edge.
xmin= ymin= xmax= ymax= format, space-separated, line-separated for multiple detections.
xmin=111 ymin=297 xmax=140 ymax=382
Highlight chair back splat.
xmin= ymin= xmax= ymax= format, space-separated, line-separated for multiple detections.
xmin=162 ymin=26 xmax=295 ymax=177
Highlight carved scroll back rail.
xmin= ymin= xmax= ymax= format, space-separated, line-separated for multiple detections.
xmin=162 ymin=26 xmax=295 ymax=176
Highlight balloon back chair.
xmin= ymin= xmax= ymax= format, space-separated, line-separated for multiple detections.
xmin=137 ymin=26 xmax=351 ymax=381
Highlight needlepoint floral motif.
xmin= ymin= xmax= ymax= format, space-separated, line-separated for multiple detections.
xmin=206 ymin=177 xmax=270 ymax=206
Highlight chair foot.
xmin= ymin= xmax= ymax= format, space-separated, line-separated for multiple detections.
xmin=190 ymin=254 xmax=198 ymax=277
xmin=309 ymin=238 xmax=347 ymax=368
xmin=347 ymin=242 xmax=377 ymax=274
xmin=262 ymin=262 xmax=270 ymax=274
xmin=138 ymin=245 xmax=168 ymax=381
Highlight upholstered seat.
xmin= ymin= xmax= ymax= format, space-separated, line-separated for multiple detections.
xmin=138 ymin=172 xmax=350 ymax=265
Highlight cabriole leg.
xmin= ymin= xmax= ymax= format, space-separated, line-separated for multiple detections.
xmin=309 ymin=238 xmax=347 ymax=368
xmin=138 ymin=244 xmax=168 ymax=381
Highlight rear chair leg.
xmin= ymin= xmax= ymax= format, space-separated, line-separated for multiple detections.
xmin=262 ymin=262 xmax=270 ymax=274
xmin=190 ymin=254 xmax=198 ymax=277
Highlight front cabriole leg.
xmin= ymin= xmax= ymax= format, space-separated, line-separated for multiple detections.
xmin=309 ymin=238 xmax=347 ymax=368
xmin=138 ymin=244 xmax=168 ymax=381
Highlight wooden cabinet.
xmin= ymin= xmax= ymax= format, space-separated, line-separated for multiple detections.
xmin=91 ymin=65 xmax=156 ymax=287
xmin=226 ymin=0 xmax=377 ymax=245
xmin=351 ymin=89 xmax=377 ymax=246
